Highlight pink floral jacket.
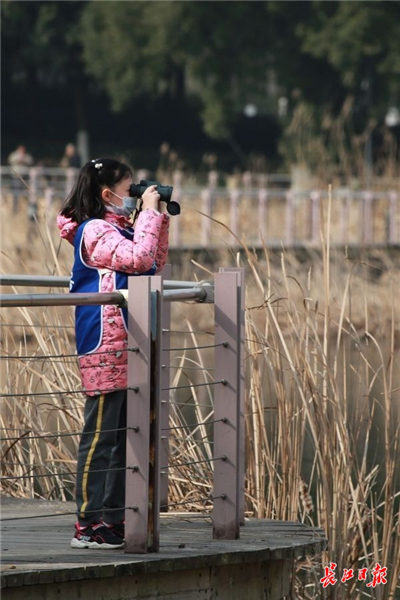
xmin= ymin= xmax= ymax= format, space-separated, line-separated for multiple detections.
xmin=57 ymin=209 xmax=169 ymax=396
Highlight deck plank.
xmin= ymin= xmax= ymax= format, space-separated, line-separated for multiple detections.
xmin=1 ymin=498 xmax=326 ymax=590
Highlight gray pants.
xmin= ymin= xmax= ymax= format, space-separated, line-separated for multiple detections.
xmin=76 ymin=390 xmax=127 ymax=526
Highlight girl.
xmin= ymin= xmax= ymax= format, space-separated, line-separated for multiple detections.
xmin=57 ymin=158 xmax=169 ymax=549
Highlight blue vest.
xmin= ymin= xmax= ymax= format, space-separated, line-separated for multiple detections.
xmin=70 ymin=219 xmax=156 ymax=355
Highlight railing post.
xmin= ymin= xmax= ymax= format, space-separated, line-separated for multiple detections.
xmin=310 ymin=191 xmax=321 ymax=246
xmin=218 ymin=267 xmax=245 ymax=525
xmin=363 ymin=191 xmax=374 ymax=245
xmin=285 ymin=191 xmax=295 ymax=247
xmin=230 ymin=189 xmax=240 ymax=238
xmin=213 ymin=270 xmax=243 ymax=539
xmin=65 ymin=167 xmax=77 ymax=197
xmin=170 ymin=172 xmax=182 ymax=247
xmin=389 ymin=191 xmax=397 ymax=245
xmin=258 ymin=188 xmax=268 ymax=246
xmin=149 ymin=277 xmax=162 ymax=547
xmin=159 ymin=265 xmax=172 ymax=511
xmin=45 ymin=187 xmax=55 ymax=211
xmin=201 ymin=188 xmax=212 ymax=246
xmin=340 ymin=192 xmax=351 ymax=246
xmin=125 ymin=275 xmax=162 ymax=553
xmin=29 ymin=167 xmax=38 ymax=219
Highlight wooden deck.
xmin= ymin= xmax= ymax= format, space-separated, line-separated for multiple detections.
xmin=1 ymin=498 xmax=326 ymax=600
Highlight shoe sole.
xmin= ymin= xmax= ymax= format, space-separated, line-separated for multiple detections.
xmin=71 ymin=538 xmax=124 ymax=549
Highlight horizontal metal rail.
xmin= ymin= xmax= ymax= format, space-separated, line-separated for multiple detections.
xmin=0 ymin=292 xmax=125 ymax=308
xmin=163 ymin=288 xmax=206 ymax=302
xmin=0 ymin=274 xmax=208 ymax=290
xmin=0 ymin=275 xmax=71 ymax=287
xmin=0 ymin=287 xmax=210 ymax=307
xmin=165 ymin=281 xmax=209 ymax=290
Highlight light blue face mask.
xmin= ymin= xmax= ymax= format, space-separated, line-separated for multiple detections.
xmin=122 ymin=196 xmax=137 ymax=214
xmin=107 ymin=191 xmax=138 ymax=216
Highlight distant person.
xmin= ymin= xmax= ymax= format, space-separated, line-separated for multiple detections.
xmin=7 ymin=144 xmax=34 ymax=213
xmin=57 ymin=158 xmax=170 ymax=549
xmin=60 ymin=143 xmax=81 ymax=169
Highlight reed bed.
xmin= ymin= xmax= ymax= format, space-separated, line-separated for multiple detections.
xmin=238 ymin=189 xmax=400 ymax=599
xmin=1 ymin=191 xmax=399 ymax=599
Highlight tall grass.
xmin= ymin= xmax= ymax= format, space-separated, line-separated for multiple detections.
xmin=241 ymin=188 xmax=400 ymax=599
xmin=279 ymin=96 xmax=399 ymax=189
xmin=1 ymin=191 xmax=399 ymax=599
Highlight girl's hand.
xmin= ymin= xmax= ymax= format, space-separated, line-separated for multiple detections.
xmin=141 ymin=185 xmax=160 ymax=211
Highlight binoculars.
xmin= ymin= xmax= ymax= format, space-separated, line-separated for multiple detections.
xmin=129 ymin=180 xmax=181 ymax=216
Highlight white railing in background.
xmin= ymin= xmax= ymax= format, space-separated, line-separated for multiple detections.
xmin=1 ymin=166 xmax=398 ymax=248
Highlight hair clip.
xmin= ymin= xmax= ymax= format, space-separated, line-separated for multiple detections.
xmin=94 ymin=162 xmax=103 ymax=170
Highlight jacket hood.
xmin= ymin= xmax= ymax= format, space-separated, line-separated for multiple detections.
xmin=57 ymin=211 xmax=132 ymax=245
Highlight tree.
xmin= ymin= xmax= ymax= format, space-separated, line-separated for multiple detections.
xmin=268 ymin=0 xmax=400 ymax=122
xmin=81 ymin=1 xmax=400 ymax=144
xmin=264 ymin=1 xmax=400 ymax=176
xmin=298 ymin=1 xmax=400 ymax=106
xmin=2 ymin=0 xmax=398 ymax=172
xmin=2 ymin=1 xmax=89 ymax=133
xmin=80 ymin=1 xmax=275 ymax=139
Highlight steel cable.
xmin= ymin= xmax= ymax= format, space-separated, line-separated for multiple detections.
xmin=163 ymin=342 xmax=227 ymax=352
xmin=161 ymin=433 xmax=214 ymax=443
xmin=0 ymin=426 xmax=130 ymax=442
xmin=162 ymin=401 xmax=214 ymax=408
xmin=162 ymin=365 xmax=215 ymax=371
xmin=1 ymin=465 xmax=138 ymax=482
xmin=161 ymin=456 xmax=225 ymax=470
xmin=162 ymin=329 xmax=213 ymax=336
xmin=162 ymin=417 xmax=227 ymax=431
xmin=160 ymin=495 xmax=226 ymax=509
xmin=0 ymin=506 xmax=138 ymax=522
xmin=162 ymin=380 xmax=226 ymax=391
xmin=0 ymin=347 xmax=139 ymax=361
xmin=0 ymin=387 xmax=138 ymax=398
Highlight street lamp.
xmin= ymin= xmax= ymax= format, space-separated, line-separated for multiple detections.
xmin=243 ymin=103 xmax=258 ymax=118
xmin=385 ymin=107 xmax=400 ymax=128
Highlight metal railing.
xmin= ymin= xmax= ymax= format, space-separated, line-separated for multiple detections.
xmin=0 ymin=268 xmax=245 ymax=553
xmin=0 ymin=275 xmax=214 ymax=306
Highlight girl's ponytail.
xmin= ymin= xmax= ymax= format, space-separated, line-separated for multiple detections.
xmin=60 ymin=158 xmax=132 ymax=224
